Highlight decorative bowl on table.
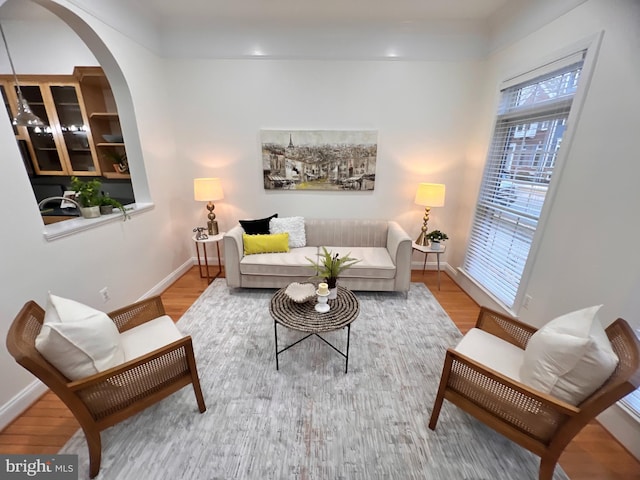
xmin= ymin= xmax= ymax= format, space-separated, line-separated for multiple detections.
xmin=284 ymin=282 xmax=317 ymax=303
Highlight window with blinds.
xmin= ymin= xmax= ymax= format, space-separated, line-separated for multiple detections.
xmin=463 ymin=52 xmax=585 ymax=309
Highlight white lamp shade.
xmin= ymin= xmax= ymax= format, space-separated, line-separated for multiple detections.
xmin=194 ymin=178 xmax=224 ymax=201
xmin=415 ymin=183 xmax=445 ymax=207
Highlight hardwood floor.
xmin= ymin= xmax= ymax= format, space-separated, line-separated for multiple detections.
xmin=2 ymin=266 xmax=639 ymax=479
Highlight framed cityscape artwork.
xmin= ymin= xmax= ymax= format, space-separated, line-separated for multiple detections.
xmin=261 ymin=130 xmax=377 ymax=191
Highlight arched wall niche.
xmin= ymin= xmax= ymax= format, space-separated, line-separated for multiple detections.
xmin=29 ymin=0 xmax=151 ymax=202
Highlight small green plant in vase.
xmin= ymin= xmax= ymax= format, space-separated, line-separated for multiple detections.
xmin=70 ymin=176 xmax=102 ymax=218
xmin=425 ymin=230 xmax=449 ymax=250
xmin=306 ymin=247 xmax=360 ymax=298
xmin=70 ymin=176 xmax=130 ymax=221
xmin=99 ymin=194 xmax=131 ymax=221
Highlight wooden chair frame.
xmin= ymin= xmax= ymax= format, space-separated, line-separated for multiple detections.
xmin=6 ymin=295 xmax=206 ymax=478
xmin=429 ymin=306 xmax=640 ymax=480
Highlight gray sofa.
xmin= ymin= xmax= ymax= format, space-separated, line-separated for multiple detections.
xmin=223 ymin=218 xmax=412 ymax=294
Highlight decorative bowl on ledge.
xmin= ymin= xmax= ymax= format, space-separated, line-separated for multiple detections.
xmin=284 ymin=282 xmax=317 ymax=303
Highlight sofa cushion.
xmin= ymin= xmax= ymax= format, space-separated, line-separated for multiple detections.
xmin=270 ymin=216 xmax=306 ymax=248
xmin=35 ymin=293 xmax=125 ymax=380
xmin=243 ymin=233 xmax=289 ymax=255
xmin=519 ymin=305 xmax=619 ymax=405
xmin=321 ymin=246 xmax=396 ymax=279
xmin=305 ymin=219 xmax=389 ymax=247
xmin=239 ymin=213 xmax=278 ymax=234
xmin=240 ymin=247 xmax=319 ymax=277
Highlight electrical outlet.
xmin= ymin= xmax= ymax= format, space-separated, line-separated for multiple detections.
xmin=523 ymin=294 xmax=532 ymax=309
xmin=99 ymin=287 xmax=110 ymax=303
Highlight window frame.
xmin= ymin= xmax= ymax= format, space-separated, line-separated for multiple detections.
xmin=461 ymin=33 xmax=603 ymax=314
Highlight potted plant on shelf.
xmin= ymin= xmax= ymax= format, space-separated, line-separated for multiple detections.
xmin=306 ymin=247 xmax=360 ymax=299
xmin=70 ymin=176 xmax=131 ymax=221
xmin=103 ymin=151 xmax=129 ymax=174
xmin=98 ymin=194 xmax=131 ymax=221
xmin=70 ymin=176 xmax=102 ymax=218
xmin=425 ymin=230 xmax=449 ymax=250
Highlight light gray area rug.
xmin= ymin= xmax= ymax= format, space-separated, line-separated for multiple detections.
xmin=61 ymin=281 xmax=568 ymax=479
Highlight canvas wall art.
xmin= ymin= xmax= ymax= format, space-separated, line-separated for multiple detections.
xmin=261 ymin=130 xmax=377 ymax=191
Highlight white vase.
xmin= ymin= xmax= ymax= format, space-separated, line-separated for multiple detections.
xmin=328 ymin=287 xmax=338 ymax=299
xmin=430 ymin=241 xmax=441 ymax=250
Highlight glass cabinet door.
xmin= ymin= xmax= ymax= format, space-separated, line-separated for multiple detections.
xmin=50 ymin=85 xmax=97 ymax=173
xmin=1 ymin=84 xmax=34 ymax=175
xmin=19 ymin=85 xmax=65 ymax=174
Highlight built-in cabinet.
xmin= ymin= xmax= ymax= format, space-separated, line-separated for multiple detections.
xmin=0 ymin=67 xmax=129 ymax=179
xmin=74 ymin=67 xmax=129 ymax=179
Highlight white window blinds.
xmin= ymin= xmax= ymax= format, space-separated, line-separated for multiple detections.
xmin=462 ymin=52 xmax=585 ymax=308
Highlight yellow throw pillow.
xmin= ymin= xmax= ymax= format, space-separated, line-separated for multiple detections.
xmin=243 ymin=233 xmax=290 ymax=255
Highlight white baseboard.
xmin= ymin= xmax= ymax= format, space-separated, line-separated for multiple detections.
xmin=0 ymin=380 xmax=48 ymax=431
xmin=138 ymin=258 xmax=197 ymax=300
xmin=411 ymin=260 xmax=451 ymax=272
xmin=447 ymin=267 xmax=513 ymax=316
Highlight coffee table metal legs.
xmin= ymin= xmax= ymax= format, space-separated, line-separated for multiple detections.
xmin=274 ymin=320 xmax=352 ymax=373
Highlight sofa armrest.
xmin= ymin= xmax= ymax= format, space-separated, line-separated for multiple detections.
xmin=386 ymin=221 xmax=412 ymax=292
xmin=223 ymin=226 xmax=244 ymax=288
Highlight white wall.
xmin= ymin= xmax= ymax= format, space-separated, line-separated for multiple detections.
xmin=453 ymin=0 xmax=640 ymax=458
xmin=164 ymin=58 xmax=486 ymax=261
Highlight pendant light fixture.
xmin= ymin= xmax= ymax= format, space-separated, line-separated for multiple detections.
xmin=0 ymin=22 xmax=45 ymax=127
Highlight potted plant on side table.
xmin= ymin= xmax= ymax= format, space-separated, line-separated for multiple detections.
xmin=307 ymin=246 xmax=360 ymax=299
xmin=425 ymin=230 xmax=449 ymax=250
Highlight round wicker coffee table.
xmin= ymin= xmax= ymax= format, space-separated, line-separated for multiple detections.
xmin=269 ymin=285 xmax=360 ymax=373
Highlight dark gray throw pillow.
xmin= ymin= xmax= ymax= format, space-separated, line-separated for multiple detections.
xmin=239 ymin=213 xmax=278 ymax=235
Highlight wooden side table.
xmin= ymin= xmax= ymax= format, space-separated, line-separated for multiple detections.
xmin=412 ymin=241 xmax=446 ymax=290
xmin=193 ymin=232 xmax=225 ymax=284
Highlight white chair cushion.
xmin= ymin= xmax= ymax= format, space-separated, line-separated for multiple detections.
xmin=454 ymin=328 xmax=525 ymax=382
xmin=269 ymin=216 xmax=306 ymax=248
xmin=119 ymin=315 xmax=185 ymax=361
xmin=519 ymin=305 xmax=619 ymax=405
xmin=35 ymin=293 xmax=125 ymax=380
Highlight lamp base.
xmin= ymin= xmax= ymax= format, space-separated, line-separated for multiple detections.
xmin=415 ymin=232 xmax=429 ymax=247
xmin=207 ymin=220 xmax=219 ymax=236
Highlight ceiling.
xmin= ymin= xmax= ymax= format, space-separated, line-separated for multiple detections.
xmin=0 ymin=0 xmax=519 ymax=26
xmin=129 ymin=0 xmax=514 ymax=27
xmin=0 ymin=0 xmax=582 ymax=60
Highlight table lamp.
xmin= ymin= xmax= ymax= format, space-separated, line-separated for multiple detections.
xmin=414 ymin=182 xmax=445 ymax=246
xmin=194 ymin=177 xmax=224 ymax=235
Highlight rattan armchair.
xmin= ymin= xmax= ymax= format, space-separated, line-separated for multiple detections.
xmin=429 ymin=306 xmax=640 ymax=480
xmin=6 ymin=296 xmax=206 ymax=479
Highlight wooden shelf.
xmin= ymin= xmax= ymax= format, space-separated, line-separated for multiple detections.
xmin=90 ymin=112 xmax=119 ymax=119
xmin=75 ymin=66 xmax=130 ymax=182
xmin=103 ymin=171 xmax=131 ymax=179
